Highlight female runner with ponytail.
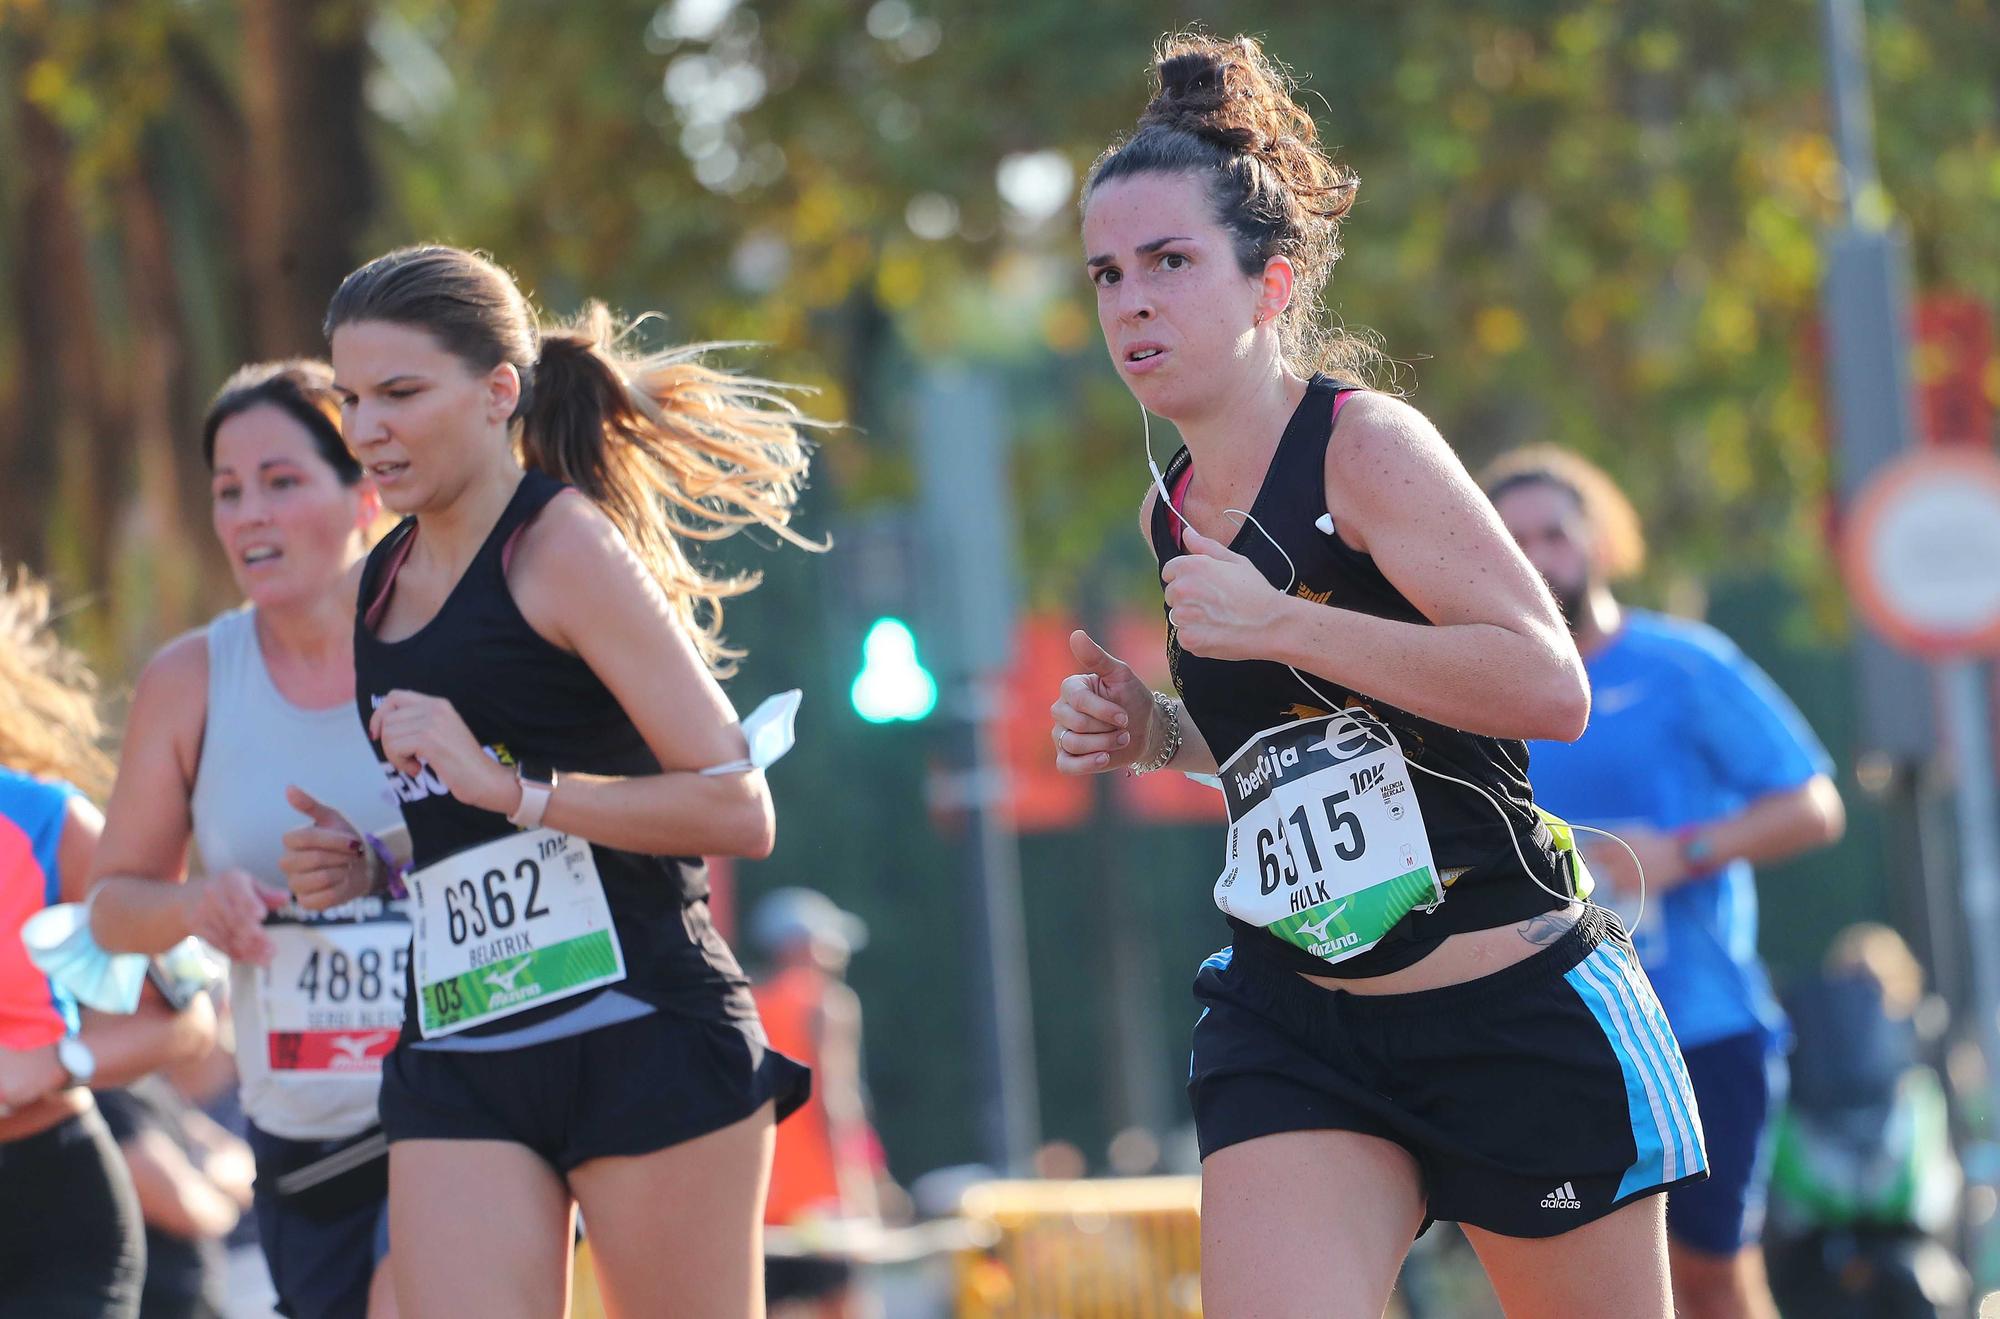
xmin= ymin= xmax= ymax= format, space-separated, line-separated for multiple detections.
xmin=281 ymin=246 xmax=815 ymax=1318
xmin=1050 ymin=35 xmax=1705 ymax=1318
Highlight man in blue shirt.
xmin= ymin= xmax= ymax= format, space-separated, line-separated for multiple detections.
xmin=1486 ymin=448 xmax=1846 ymax=1319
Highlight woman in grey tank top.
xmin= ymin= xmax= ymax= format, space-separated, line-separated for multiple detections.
xmin=90 ymin=362 xmax=405 ymax=1319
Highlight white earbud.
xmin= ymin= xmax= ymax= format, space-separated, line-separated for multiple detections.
xmin=1314 ymin=513 xmax=1335 ymax=536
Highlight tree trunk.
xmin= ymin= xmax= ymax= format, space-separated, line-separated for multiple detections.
xmin=7 ymin=89 xmax=121 ymax=609
xmin=240 ymin=0 xmax=374 ymax=357
xmin=113 ymin=148 xmax=210 ymax=656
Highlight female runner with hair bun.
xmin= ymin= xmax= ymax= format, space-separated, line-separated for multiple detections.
xmin=1050 ymin=33 xmax=1705 ymax=1317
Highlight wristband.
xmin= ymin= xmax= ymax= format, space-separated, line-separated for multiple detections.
xmin=364 ymin=833 xmax=410 ymax=901
xmin=1677 ymin=827 xmax=1716 ymax=872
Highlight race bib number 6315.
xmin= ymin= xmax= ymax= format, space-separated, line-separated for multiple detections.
xmin=1214 ymin=712 xmax=1444 ymax=965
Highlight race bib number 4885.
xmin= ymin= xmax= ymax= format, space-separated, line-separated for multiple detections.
xmin=1215 ymin=712 xmax=1444 ymax=965
xmin=406 ymin=828 xmax=626 ymax=1038
xmin=257 ymin=904 xmax=409 ymax=1079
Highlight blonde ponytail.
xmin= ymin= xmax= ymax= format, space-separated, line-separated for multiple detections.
xmin=520 ymin=303 xmax=822 ymax=673
xmin=0 ymin=565 xmax=113 ymax=798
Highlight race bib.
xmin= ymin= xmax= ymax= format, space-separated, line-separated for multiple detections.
xmin=1215 ymin=712 xmax=1443 ymax=966
xmin=256 ymin=900 xmax=410 ymax=1079
xmin=406 ymin=829 xmax=625 ymax=1039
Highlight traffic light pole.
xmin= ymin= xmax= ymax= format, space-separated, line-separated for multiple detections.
xmin=1819 ymin=0 xmax=2000 ymax=1184
xmin=933 ymin=682 xmax=1042 ymax=1175
xmin=1081 ymin=569 xmax=1170 ymax=1149
xmin=915 ymin=366 xmax=1041 ymax=1175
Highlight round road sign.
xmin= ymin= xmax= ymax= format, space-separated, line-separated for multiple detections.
xmin=1842 ymin=448 xmax=2000 ymax=657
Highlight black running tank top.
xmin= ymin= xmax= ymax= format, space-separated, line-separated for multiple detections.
xmin=355 ymin=471 xmax=750 ymax=1040
xmin=1148 ymin=378 xmax=1567 ymax=977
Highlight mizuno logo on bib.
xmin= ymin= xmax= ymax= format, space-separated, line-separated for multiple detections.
xmin=405 ymin=828 xmax=626 ymax=1038
xmin=256 ymin=899 xmax=410 ymax=1078
xmin=1214 ymin=710 xmax=1444 ymax=966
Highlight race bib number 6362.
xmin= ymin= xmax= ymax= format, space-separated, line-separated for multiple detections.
xmin=406 ymin=828 xmax=625 ymax=1038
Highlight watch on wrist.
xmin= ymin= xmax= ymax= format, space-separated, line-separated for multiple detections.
xmin=508 ymin=763 xmax=557 ymax=831
xmin=56 ymin=1035 xmax=96 ymax=1088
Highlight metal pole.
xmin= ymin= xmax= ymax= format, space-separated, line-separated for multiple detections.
xmin=1944 ymin=661 xmax=2000 ymax=1118
xmin=916 ymin=367 xmax=1040 ymax=1173
xmin=1817 ymin=0 xmax=1934 ymax=765
xmin=1081 ymin=571 xmax=1169 ymax=1149
xmin=1820 ymin=0 xmax=1881 ymax=225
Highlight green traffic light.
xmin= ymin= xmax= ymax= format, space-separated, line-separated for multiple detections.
xmin=851 ymin=617 xmax=938 ymax=723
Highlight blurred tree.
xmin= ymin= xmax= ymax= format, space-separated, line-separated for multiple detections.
xmin=6 ymin=0 xmax=1998 ymax=650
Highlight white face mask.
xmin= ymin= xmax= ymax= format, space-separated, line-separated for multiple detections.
xmin=22 ymin=900 xmax=224 ymax=1015
xmin=698 ymin=689 xmax=803 ymax=778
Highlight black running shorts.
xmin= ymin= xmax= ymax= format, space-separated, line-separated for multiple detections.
xmin=379 ymin=1008 xmax=809 ymax=1172
xmin=0 ymin=1107 xmax=145 ymax=1318
xmin=1190 ymin=904 xmax=1708 ymax=1238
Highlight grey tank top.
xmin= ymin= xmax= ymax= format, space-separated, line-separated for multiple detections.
xmin=189 ymin=606 xmax=407 ymax=1140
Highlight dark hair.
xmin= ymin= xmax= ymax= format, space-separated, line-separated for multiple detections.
xmin=323 ymin=245 xmax=820 ymax=674
xmin=1480 ymin=445 xmax=1648 ymax=580
xmin=1086 ymin=33 xmax=1372 ymax=379
xmin=201 ymin=359 xmax=361 ymax=484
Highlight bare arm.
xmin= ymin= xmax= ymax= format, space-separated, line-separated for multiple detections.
xmin=508 ymin=496 xmax=774 ymax=857
xmin=1163 ymin=394 xmax=1589 ymax=741
xmin=87 ymin=633 xmax=205 ymax=954
xmin=177 ymin=1105 xmax=258 ymax=1210
xmin=1595 ymin=775 xmax=1847 ymax=898
xmin=1049 ymin=488 xmax=1220 ymax=781
xmin=814 ymin=982 xmax=881 ymax=1220
xmin=1299 ymin=394 xmax=1586 ymax=738
xmin=67 ymin=799 xmax=220 ymax=1083
xmin=1702 ymin=774 xmax=1847 ymax=866
xmin=119 ymin=1126 xmax=242 ymax=1241
xmin=353 ymin=495 xmax=774 ymax=860
xmin=1136 ymin=485 xmax=1220 ymax=775
xmin=79 ymin=992 xmax=219 ymax=1090
xmin=91 ymin=631 xmax=296 ymax=963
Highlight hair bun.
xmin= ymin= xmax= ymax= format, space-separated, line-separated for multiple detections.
xmin=1143 ymin=46 xmax=1264 ymax=155
xmin=1138 ymin=34 xmax=1357 ymax=224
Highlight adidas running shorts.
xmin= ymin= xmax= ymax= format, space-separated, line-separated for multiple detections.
xmin=1189 ymin=903 xmax=1708 ymax=1237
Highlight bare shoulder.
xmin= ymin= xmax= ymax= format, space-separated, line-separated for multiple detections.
xmin=135 ymin=628 xmax=211 ymax=718
xmin=1328 ymin=391 xmax=1488 ymax=531
xmin=1323 ymin=391 xmax=1462 ymax=494
xmin=124 ymin=627 xmax=211 ymax=790
xmin=509 ymin=490 xmax=656 ymax=651
xmin=1137 ymin=482 xmax=1160 ymax=546
xmin=514 ymin=488 xmax=629 ymax=572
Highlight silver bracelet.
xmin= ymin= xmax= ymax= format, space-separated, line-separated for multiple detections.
xmin=1131 ymin=691 xmax=1184 ymax=775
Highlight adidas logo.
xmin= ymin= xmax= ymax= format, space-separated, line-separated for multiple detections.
xmin=1540 ymin=1181 xmax=1582 ymax=1210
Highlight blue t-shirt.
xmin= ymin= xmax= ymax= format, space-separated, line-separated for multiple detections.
xmin=1527 ymin=610 xmax=1831 ymax=1052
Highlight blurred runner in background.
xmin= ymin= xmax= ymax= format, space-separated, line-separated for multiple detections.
xmin=1489 ymin=446 xmax=1846 ymax=1319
